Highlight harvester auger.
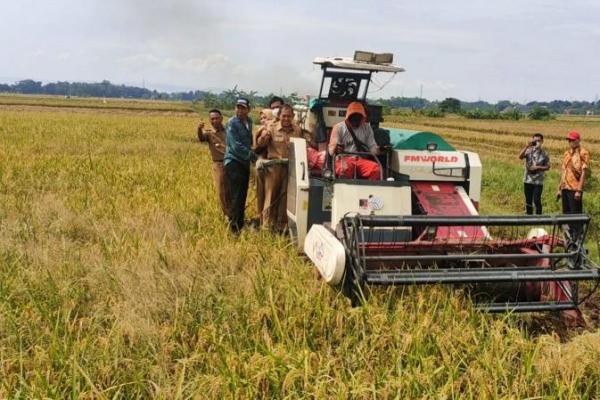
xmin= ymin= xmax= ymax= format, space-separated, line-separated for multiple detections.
xmin=286 ymin=51 xmax=600 ymax=326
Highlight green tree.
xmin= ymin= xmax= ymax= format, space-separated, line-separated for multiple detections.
xmin=421 ymin=107 xmax=445 ymax=118
xmin=528 ymin=107 xmax=553 ymax=120
xmin=439 ymin=97 xmax=461 ymax=113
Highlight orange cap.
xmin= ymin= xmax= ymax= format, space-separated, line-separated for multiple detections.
xmin=345 ymin=101 xmax=367 ymax=123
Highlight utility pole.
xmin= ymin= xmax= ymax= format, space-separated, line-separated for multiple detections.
xmin=419 ymin=84 xmax=423 ymax=99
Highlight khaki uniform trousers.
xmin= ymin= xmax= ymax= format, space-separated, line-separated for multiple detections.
xmin=212 ymin=161 xmax=230 ymax=218
xmin=256 ymin=161 xmax=266 ymax=223
xmin=262 ymin=164 xmax=288 ymax=232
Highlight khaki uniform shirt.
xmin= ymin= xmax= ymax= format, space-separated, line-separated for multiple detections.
xmin=560 ymin=146 xmax=591 ymax=191
xmin=199 ymin=128 xmax=226 ymax=162
xmin=256 ymin=121 xmax=304 ymax=159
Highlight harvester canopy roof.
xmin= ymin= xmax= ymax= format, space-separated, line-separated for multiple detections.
xmin=388 ymin=129 xmax=455 ymax=151
xmin=313 ymin=57 xmax=405 ymax=73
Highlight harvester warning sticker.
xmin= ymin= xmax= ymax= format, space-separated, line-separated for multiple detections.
xmin=368 ymin=196 xmax=384 ymax=210
xmin=360 ymin=196 xmax=384 ymax=211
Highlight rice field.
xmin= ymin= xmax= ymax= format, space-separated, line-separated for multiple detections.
xmin=0 ymin=94 xmax=195 ymax=113
xmin=0 ymin=98 xmax=599 ymax=398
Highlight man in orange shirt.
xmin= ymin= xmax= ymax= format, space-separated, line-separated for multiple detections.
xmin=557 ymin=131 xmax=591 ymax=214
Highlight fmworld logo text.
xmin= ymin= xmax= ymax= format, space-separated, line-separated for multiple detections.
xmin=403 ymin=155 xmax=459 ymax=163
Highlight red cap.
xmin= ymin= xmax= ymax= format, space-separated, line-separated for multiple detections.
xmin=566 ymin=131 xmax=581 ymax=141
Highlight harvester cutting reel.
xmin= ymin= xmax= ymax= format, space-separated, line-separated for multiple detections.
xmin=339 ymin=213 xmax=600 ymax=324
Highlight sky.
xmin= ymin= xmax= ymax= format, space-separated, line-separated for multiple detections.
xmin=1 ymin=0 xmax=599 ymax=102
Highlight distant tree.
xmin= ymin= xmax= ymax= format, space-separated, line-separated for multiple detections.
xmin=202 ymin=92 xmax=220 ymax=108
xmin=495 ymin=100 xmax=512 ymax=111
xmin=375 ymin=96 xmax=430 ymax=110
xmin=285 ymin=92 xmax=302 ymax=105
xmin=528 ymin=107 xmax=554 ymax=120
xmin=463 ymin=108 xmax=501 ymax=120
xmin=14 ymin=79 xmax=42 ymax=94
xmin=380 ymin=104 xmax=392 ymax=115
xmin=439 ymin=97 xmax=461 ymax=113
xmin=221 ymin=86 xmax=240 ymax=109
xmin=500 ymin=108 xmax=522 ymax=120
xmin=420 ymin=107 xmax=445 ymax=118
xmin=460 ymin=100 xmax=494 ymax=111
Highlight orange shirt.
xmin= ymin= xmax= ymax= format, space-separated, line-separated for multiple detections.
xmin=560 ymin=146 xmax=591 ymax=191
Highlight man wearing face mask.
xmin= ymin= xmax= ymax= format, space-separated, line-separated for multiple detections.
xmin=256 ymin=104 xmax=306 ymax=231
xmin=328 ymin=102 xmax=381 ymax=180
xmin=253 ymin=109 xmax=274 ymax=225
xmin=269 ymin=96 xmax=284 ymax=121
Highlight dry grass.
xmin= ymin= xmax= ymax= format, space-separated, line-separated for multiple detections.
xmin=0 ymin=93 xmax=195 ymax=113
xmin=0 ymin=102 xmax=599 ymax=398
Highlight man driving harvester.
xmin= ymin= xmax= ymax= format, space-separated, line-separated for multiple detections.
xmin=328 ymin=101 xmax=381 ymax=180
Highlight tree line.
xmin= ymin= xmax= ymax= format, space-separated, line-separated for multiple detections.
xmin=380 ymin=96 xmax=599 ymax=116
xmin=1 ymin=79 xmax=598 ymax=116
xmin=0 ymin=79 xmax=207 ymax=101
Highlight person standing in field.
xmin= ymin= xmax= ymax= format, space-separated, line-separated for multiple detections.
xmin=256 ymin=104 xmax=305 ymax=232
xmin=253 ymin=108 xmax=274 ymax=225
xmin=198 ymin=109 xmax=230 ymax=218
xmin=224 ymin=98 xmax=256 ymax=233
xmin=518 ymin=133 xmax=550 ymax=215
xmin=251 ymin=96 xmax=283 ymax=227
xmin=557 ymin=131 xmax=591 ymax=214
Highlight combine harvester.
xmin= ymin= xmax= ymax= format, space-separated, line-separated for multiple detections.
xmin=287 ymin=51 xmax=600 ymax=326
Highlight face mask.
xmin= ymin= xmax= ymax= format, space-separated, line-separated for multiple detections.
xmin=349 ymin=114 xmax=362 ymax=127
xmin=272 ymin=108 xmax=280 ymax=119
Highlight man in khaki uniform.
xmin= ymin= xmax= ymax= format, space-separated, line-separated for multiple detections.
xmin=253 ymin=109 xmax=274 ymax=224
xmin=198 ymin=109 xmax=230 ymax=217
xmin=256 ymin=104 xmax=306 ymax=232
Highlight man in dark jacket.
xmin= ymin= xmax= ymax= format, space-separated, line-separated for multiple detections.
xmin=224 ymin=98 xmax=256 ymax=233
